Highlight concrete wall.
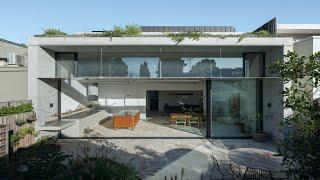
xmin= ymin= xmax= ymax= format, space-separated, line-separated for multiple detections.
xmin=61 ymin=79 xmax=88 ymax=113
xmin=0 ymin=67 xmax=28 ymax=102
xmin=28 ymin=46 xmax=59 ymax=126
xmin=263 ymin=79 xmax=283 ymax=140
xmin=98 ymin=81 xmax=206 ymax=119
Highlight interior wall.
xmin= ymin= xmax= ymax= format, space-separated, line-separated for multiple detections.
xmin=158 ymin=91 xmax=202 ymax=111
xmin=98 ymin=81 xmax=206 ymax=119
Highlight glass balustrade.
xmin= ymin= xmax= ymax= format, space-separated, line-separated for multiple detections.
xmin=55 ymin=52 xmax=265 ymax=78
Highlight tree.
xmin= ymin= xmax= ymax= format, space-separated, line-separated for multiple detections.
xmin=139 ymin=61 xmax=151 ymax=77
xmin=269 ymin=51 xmax=320 ymax=179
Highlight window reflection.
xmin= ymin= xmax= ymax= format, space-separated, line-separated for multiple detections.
xmin=74 ymin=53 xmax=245 ymax=78
xmin=211 ymin=80 xmax=258 ymax=137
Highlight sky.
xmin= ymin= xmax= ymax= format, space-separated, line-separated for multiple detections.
xmin=1 ymin=0 xmax=320 ymax=44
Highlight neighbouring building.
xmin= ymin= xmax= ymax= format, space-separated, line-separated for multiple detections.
xmin=28 ymin=18 xmax=320 ymax=139
xmin=0 ymin=38 xmax=28 ymax=103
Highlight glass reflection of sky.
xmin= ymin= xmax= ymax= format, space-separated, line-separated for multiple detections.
xmin=115 ymin=57 xmax=243 ymax=77
xmin=123 ymin=57 xmax=160 ymax=77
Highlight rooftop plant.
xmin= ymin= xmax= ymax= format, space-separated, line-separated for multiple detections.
xmin=42 ymin=28 xmax=67 ymax=36
xmin=168 ymin=30 xmax=274 ymax=44
xmin=102 ymin=24 xmax=142 ymax=37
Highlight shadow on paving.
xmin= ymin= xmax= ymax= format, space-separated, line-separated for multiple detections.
xmin=59 ymin=138 xmax=213 ymax=179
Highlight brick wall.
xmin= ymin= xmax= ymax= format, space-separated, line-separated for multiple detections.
xmin=0 ymin=125 xmax=7 ymax=157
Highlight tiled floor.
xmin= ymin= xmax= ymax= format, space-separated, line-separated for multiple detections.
xmin=59 ymin=121 xmax=286 ymax=180
xmin=97 ymin=119 xmax=202 ymax=138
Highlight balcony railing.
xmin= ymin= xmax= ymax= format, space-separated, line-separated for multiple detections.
xmin=55 ymin=54 xmax=266 ymax=78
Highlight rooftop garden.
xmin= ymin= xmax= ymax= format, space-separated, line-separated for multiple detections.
xmin=36 ymin=24 xmax=277 ymax=44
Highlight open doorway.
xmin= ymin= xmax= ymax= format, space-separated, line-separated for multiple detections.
xmin=146 ymin=90 xmax=206 ymax=136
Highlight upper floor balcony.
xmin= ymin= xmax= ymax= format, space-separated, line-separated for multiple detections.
xmin=29 ymin=36 xmax=292 ymax=79
xmin=55 ymin=51 xmax=267 ymax=79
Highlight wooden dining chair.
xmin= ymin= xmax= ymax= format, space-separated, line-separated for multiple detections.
xmin=189 ymin=116 xmax=200 ymax=128
xmin=242 ymin=167 xmax=273 ymax=180
xmin=175 ymin=116 xmax=187 ymax=126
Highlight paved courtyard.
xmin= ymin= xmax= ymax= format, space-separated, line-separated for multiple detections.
xmin=58 ymin=121 xmax=286 ymax=179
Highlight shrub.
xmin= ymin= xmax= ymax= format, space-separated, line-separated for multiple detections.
xmin=65 ymin=157 xmax=140 ymax=179
xmin=5 ymin=137 xmax=70 ymax=179
xmin=42 ymin=28 xmax=67 ymax=36
xmin=0 ymin=103 xmax=33 ymax=117
xmin=10 ymin=127 xmax=37 ymax=144
xmin=102 ymin=24 xmax=142 ymax=37
xmin=269 ymin=51 xmax=320 ymax=179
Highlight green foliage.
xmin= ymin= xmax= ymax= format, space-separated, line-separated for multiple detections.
xmin=102 ymin=24 xmax=142 ymax=37
xmin=42 ymin=28 xmax=67 ymax=36
xmin=65 ymin=157 xmax=140 ymax=179
xmin=0 ymin=103 xmax=33 ymax=117
xmin=248 ymin=113 xmax=263 ymax=132
xmin=10 ymin=127 xmax=37 ymax=144
xmin=168 ymin=31 xmax=203 ymax=44
xmin=5 ymin=137 xmax=70 ymax=179
xmin=168 ymin=30 xmax=272 ymax=44
xmin=268 ymin=51 xmax=320 ymax=179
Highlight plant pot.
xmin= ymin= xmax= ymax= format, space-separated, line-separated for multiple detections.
xmin=26 ymin=117 xmax=36 ymax=123
xmin=253 ymin=132 xmax=268 ymax=142
xmin=15 ymin=119 xmax=27 ymax=126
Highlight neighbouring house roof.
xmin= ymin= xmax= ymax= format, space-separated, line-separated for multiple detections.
xmin=92 ymin=26 xmax=236 ymax=33
xmin=140 ymin=26 xmax=236 ymax=32
xmin=254 ymin=17 xmax=320 ymax=36
xmin=0 ymin=38 xmax=27 ymax=48
xmin=277 ymin=24 xmax=320 ymax=35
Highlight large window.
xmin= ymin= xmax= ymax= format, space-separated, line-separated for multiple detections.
xmin=56 ymin=52 xmax=77 ymax=78
xmin=102 ymin=57 xmax=160 ymax=77
xmin=244 ymin=53 xmax=264 ymax=77
xmin=160 ymin=57 xmax=243 ymax=77
xmin=210 ymin=80 xmax=261 ymax=137
xmin=56 ymin=52 xmax=265 ymax=78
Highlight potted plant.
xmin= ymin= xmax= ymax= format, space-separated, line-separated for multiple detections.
xmin=250 ymin=113 xmax=268 ymax=142
xmin=15 ymin=119 xmax=27 ymax=126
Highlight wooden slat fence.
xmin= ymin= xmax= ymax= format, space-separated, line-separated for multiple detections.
xmin=0 ymin=111 xmax=36 ymax=156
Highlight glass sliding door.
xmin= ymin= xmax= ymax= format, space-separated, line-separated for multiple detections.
xmin=210 ymin=80 xmax=260 ymax=137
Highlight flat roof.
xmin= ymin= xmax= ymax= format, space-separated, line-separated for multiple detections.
xmin=0 ymin=38 xmax=27 ymax=48
xmin=277 ymin=24 xmax=320 ymax=35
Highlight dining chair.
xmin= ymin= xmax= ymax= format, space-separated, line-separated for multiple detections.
xmin=209 ymin=155 xmax=235 ymax=179
xmin=175 ymin=116 xmax=187 ymax=126
xmin=189 ymin=116 xmax=200 ymax=128
xmin=242 ymin=167 xmax=273 ymax=180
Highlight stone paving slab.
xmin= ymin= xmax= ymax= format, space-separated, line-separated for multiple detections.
xmin=58 ymin=121 xmax=285 ymax=179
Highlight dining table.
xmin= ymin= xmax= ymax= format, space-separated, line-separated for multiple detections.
xmin=170 ymin=113 xmax=192 ymax=123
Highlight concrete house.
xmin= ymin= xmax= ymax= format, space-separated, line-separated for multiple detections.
xmin=28 ymin=18 xmax=319 ymax=139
